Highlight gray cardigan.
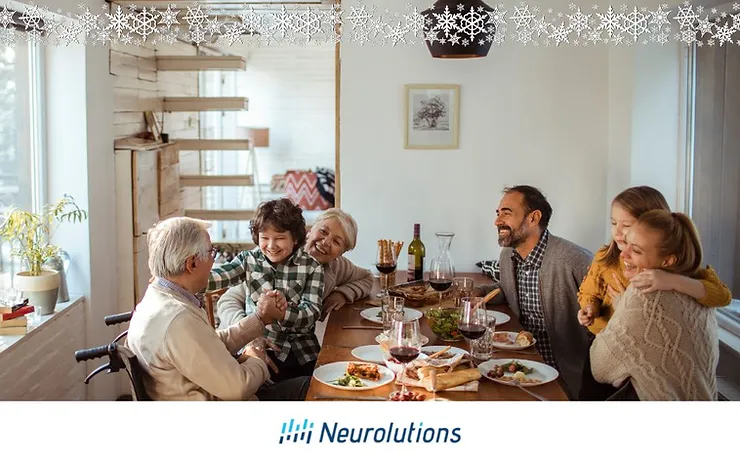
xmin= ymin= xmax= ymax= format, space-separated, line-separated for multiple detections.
xmin=484 ymin=233 xmax=594 ymax=399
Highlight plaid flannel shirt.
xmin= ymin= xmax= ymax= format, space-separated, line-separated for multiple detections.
xmin=208 ymin=247 xmax=325 ymax=365
xmin=511 ymin=229 xmax=559 ymax=369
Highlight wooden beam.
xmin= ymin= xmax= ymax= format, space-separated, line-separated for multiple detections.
xmin=184 ymin=209 xmax=255 ymax=220
xmin=180 ymin=175 xmax=254 ymax=187
xmin=156 ymin=55 xmax=246 ymax=71
xmin=173 ymin=139 xmax=251 ymax=151
xmin=163 ymin=97 xmax=249 ymax=112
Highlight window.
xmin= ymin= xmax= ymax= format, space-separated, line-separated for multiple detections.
xmin=0 ymin=16 xmax=46 ymax=289
xmin=686 ymin=16 xmax=740 ymax=334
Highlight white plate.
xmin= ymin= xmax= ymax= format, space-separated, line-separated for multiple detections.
xmin=420 ymin=345 xmax=470 ymax=358
xmin=486 ymin=310 xmax=511 ymax=325
xmin=313 ymin=361 xmax=395 ymax=391
xmin=350 ymin=345 xmax=386 ymax=364
xmin=383 ymin=351 xmax=428 ymax=374
xmin=360 ymin=307 xmax=423 ymax=325
xmin=489 ymin=331 xmax=537 ymax=351
xmin=375 ymin=332 xmax=429 ymax=348
xmin=478 ymin=358 xmax=559 ymax=388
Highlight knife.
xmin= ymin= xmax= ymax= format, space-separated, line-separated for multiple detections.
xmin=314 ymin=395 xmax=387 ymax=401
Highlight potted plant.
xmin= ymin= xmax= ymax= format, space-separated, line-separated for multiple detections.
xmin=0 ymin=194 xmax=87 ymax=315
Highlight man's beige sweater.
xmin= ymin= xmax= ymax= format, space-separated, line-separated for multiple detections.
xmin=126 ymin=283 xmax=270 ymax=401
xmin=590 ymin=285 xmax=719 ymax=401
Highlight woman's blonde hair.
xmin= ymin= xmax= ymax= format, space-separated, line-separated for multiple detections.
xmin=637 ymin=210 xmax=703 ymax=276
xmin=598 ymin=186 xmax=671 ymax=267
xmin=313 ymin=208 xmax=359 ymax=251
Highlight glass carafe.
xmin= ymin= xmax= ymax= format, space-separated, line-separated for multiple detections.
xmin=428 ymin=232 xmax=456 ymax=308
xmin=434 ymin=232 xmax=456 ymax=277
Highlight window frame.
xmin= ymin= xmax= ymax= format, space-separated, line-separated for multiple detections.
xmin=0 ymin=25 xmax=47 ymax=288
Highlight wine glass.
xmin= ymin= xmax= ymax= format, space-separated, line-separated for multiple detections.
xmin=376 ymin=242 xmax=398 ymax=297
xmin=388 ymin=317 xmax=422 ymax=397
xmin=458 ymin=297 xmax=489 ymax=357
xmin=428 ymin=256 xmax=453 ymax=307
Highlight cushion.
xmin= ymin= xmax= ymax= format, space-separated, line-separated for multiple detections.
xmin=315 ymin=167 xmax=335 ymax=206
xmin=284 ymin=170 xmax=331 ymax=210
xmin=475 ymin=259 xmax=500 ymax=282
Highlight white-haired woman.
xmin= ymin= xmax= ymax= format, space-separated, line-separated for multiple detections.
xmin=304 ymin=208 xmax=374 ymax=317
xmin=218 ymin=208 xmax=373 ymax=331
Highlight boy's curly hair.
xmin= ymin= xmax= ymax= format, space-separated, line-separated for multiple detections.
xmin=250 ymin=198 xmax=306 ymax=251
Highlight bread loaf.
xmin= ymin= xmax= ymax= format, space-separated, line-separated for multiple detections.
xmin=419 ymin=368 xmax=481 ymax=392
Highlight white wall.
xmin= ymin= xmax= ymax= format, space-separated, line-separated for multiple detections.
xmin=340 ymin=0 xmax=610 ymax=271
xmin=43 ymin=0 xmax=120 ymax=400
xmin=339 ymin=0 xmax=687 ymax=271
xmin=234 ymin=44 xmax=336 ymax=183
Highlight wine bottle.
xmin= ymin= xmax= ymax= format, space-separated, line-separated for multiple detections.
xmin=407 ymin=223 xmax=425 ymax=282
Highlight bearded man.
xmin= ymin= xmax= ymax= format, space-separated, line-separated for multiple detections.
xmin=480 ymin=185 xmax=594 ymax=399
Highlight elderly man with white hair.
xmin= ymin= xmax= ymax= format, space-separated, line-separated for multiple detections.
xmin=126 ymin=217 xmax=309 ymax=401
xmin=217 ymin=208 xmax=373 ymax=328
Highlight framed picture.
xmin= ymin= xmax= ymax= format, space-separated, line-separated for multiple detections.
xmin=404 ymin=84 xmax=460 ymax=149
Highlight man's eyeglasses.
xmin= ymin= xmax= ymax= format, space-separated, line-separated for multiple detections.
xmin=210 ymin=246 xmax=218 ymax=259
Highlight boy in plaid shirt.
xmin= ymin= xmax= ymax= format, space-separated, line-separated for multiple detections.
xmin=207 ymin=198 xmax=325 ymax=381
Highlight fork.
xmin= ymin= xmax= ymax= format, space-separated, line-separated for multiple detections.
xmin=511 ymin=380 xmax=548 ymax=401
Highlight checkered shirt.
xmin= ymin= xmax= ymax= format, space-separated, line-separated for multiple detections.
xmin=208 ymin=247 xmax=325 ymax=365
xmin=511 ymin=229 xmax=559 ymax=369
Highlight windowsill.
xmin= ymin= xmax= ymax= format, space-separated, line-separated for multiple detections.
xmin=0 ymin=295 xmax=85 ymax=355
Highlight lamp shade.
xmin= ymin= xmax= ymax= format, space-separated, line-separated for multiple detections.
xmin=422 ymin=0 xmax=496 ymax=59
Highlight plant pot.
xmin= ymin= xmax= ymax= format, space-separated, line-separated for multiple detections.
xmin=15 ymin=270 xmax=61 ymax=316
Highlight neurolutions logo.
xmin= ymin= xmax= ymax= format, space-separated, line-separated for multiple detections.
xmin=278 ymin=419 xmax=461 ymax=445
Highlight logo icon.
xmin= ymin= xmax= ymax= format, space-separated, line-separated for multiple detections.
xmin=279 ymin=419 xmax=314 ymax=444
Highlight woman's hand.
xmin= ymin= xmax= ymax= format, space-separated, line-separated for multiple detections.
xmin=629 ymin=269 xmax=675 ymax=293
xmin=578 ymin=305 xmax=596 ymax=327
xmin=323 ymin=292 xmax=348 ymax=313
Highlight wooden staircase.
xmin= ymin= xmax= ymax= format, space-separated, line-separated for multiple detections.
xmin=158 ymin=53 xmax=266 ymax=227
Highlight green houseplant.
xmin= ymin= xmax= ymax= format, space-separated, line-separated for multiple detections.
xmin=0 ymin=194 xmax=87 ymax=315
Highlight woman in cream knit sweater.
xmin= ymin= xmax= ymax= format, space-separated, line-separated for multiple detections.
xmin=217 ymin=208 xmax=373 ymax=327
xmin=590 ymin=210 xmax=720 ymax=401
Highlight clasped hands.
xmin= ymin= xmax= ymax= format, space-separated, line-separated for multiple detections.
xmin=578 ymin=269 xmax=675 ymax=327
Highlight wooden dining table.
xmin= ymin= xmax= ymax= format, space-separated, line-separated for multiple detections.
xmin=305 ymin=272 xmax=569 ymax=401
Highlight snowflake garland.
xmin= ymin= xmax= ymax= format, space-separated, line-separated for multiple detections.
xmin=1 ymin=2 xmax=739 ymax=48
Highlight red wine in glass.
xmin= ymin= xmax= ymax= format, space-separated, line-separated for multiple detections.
xmin=376 ymin=263 xmax=397 ymax=274
xmin=457 ymin=323 xmax=487 ymax=340
xmin=429 ymin=279 xmax=453 ymax=292
xmin=389 ymin=346 xmax=420 ymax=364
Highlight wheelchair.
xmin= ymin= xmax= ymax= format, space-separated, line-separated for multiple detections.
xmin=73 ymin=311 xmax=151 ymax=401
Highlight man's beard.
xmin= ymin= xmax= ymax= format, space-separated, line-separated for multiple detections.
xmin=497 ymin=224 xmax=529 ymax=248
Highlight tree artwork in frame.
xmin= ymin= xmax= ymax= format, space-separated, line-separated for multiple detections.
xmin=404 ymin=84 xmax=460 ymax=149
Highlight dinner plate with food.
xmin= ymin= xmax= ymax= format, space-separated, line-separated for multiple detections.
xmin=477 ymin=358 xmax=559 ymax=387
xmin=359 ymin=307 xmax=423 ymax=325
xmin=313 ymin=362 xmax=395 ymax=391
xmin=383 ymin=351 xmax=429 ymax=374
xmin=490 ymin=330 xmax=537 ymax=350
xmin=420 ymin=345 xmax=469 ymax=359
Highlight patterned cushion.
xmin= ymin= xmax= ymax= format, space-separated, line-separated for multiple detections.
xmin=475 ymin=259 xmax=500 ymax=282
xmin=316 ymin=167 xmax=335 ymax=206
xmin=284 ymin=170 xmax=331 ymax=211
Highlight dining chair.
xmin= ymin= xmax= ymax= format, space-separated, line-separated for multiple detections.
xmin=204 ymin=288 xmax=228 ymax=329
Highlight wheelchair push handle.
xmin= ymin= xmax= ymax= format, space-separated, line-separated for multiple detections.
xmin=104 ymin=311 xmax=133 ymax=326
xmin=74 ymin=344 xmax=113 ymax=362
